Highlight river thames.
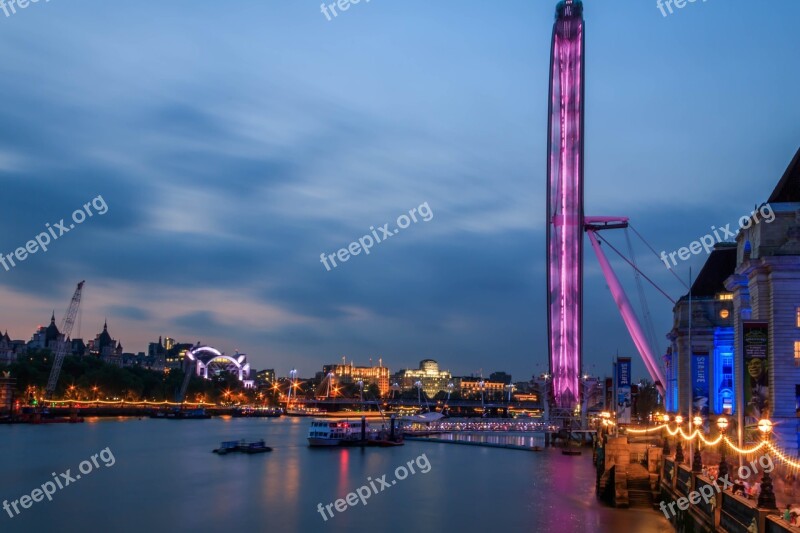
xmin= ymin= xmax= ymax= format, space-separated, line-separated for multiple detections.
xmin=1 ymin=417 xmax=671 ymax=533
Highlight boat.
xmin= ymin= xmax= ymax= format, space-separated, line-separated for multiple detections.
xmin=562 ymin=449 xmax=582 ymax=456
xmin=239 ymin=439 xmax=272 ymax=454
xmin=285 ymin=406 xmax=326 ymax=417
xmin=307 ymin=418 xmax=403 ymax=447
xmin=232 ymin=407 xmax=282 ymax=418
xmin=166 ymin=408 xmax=211 ymax=420
xmin=213 ymin=441 xmax=241 ymax=455
xmin=308 ymin=419 xmax=349 ymax=446
xmin=212 ymin=439 xmax=273 ymax=454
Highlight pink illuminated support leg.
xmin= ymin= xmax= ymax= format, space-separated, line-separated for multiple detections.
xmin=587 ymin=230 xmax=666 ymax=395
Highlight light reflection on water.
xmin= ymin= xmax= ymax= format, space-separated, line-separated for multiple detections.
xmin=1 ymin=417 xmax=671 ymax=533
xmin=431 ymin=431 xmax=547 ymax=447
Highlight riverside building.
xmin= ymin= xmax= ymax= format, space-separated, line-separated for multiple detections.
xmin=667 ymin=148 xmax=800 ymax=455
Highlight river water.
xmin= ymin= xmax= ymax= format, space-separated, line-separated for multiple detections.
xmin=1 ymin=417 xmax=671 ymax=533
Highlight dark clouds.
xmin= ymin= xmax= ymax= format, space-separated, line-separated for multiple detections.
xmin=0 ymin=0 xmax=798 ymax=382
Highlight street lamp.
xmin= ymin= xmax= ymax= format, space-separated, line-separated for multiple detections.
xmin=692 ymin=415 xmax=703 ymax=473
xmin=716 ymin=416 xmax=729 ymax=482
xmin=674 ymin=415 xmax=685 ymax=463
xmin=662 ymin=414 xmax=671 ymax=455
xmin=757 ymin=418 xmax=777 ymax=509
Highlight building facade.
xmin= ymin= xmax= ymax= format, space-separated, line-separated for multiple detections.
xmin=324 ymin=361 xmax=390 ymax=397
xmin=88 ymin=320 xmax=123 ymax=367
xmin=667 ymin=148 xmax=800 ymax=455
xmin=666 ymin=244 xmax=736 ymax=418
xmin=393 ymin=359 xmax=452 ymax=397
xmin=725 ymin=150 xmax=800 ymax=453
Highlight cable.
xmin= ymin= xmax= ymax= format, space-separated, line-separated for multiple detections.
xmin=594 ymin=232 xmax=676 ymax=304
xmin=629 ymin=223 xmax=690 ymax=291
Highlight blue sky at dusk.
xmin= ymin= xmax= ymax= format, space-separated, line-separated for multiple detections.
xmin=0 ymin=0 xmax=798 ymax=381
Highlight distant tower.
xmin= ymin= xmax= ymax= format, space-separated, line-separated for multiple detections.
xmin=546 ymin=0 xmax=585 ymax=409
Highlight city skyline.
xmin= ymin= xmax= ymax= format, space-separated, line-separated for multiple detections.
xmin=0 ymin=0 xmax=798 ymax=382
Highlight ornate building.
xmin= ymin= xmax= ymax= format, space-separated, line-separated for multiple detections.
xmin=324 ymin=360 xmax=390 ymax=397
xmin=88 ymin=320 xmax=123 ymax=367
xmin=725 ymin=148 xmax=800 ymax=454
xmin=28 ymin=312 xmax=62 ymax=351
xmin=0 ymin=331 xmax=15 ymax=364
xmin=669 ymin=148 xmax=800 ymax=455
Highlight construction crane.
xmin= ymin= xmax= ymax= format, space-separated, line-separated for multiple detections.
xmin=45 ymin=281 xmax=85 ymax=399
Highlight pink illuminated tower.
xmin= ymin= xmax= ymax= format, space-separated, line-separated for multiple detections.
xmin=546 ymin=0 xmax=584 ymax=410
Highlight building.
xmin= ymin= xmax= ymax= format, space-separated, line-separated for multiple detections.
xmin=87 ymin=320 xmax=123 ymax=367
xmin=665 ymin=244 xmax=736 ymax=416
xmin=0 ymin=331 xmax=16 ymax=364
xmin=0 ymin=371 xmax=14 ymax=417
xmin=28 ymin=312 xmax=62 ymax=351
xmin=666 ymin=148 xmax=800 ymax=455
xmin=255 ymin=369 xmax=276 ymax=388
xmin=323 ymin=360 xmax=390 ymax=397
xmin=166 ymin=343 xmax=194 ymax=370
xmin=489 ymin=371 xmax=513 ymax=385
xmin=454 ymin=377 xmax=506 ymax=399
xmin=70 ymin=338 xmax=86 ymax=357
xmin=393 ymin=359 xmax=452 ymax=397
xmin=724 ymin=148 xmax=800 ymax=453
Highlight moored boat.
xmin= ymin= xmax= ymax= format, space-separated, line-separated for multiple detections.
xmin=307 ymin=418 xmax=403 ymax=447
xmin=212 ymin=439 xmax=273 ymax=454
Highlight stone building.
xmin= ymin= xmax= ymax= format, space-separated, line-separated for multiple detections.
xmin=724 ymin=148 xmax=800 ymax=454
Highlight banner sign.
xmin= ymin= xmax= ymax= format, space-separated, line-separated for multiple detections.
xmin=616 ymin=358 xmax=632 ymax=424
xmin=692 ymin=353 xmax=709 ymax=417
xmin=743 ymin=321 xmax=769 ymax=425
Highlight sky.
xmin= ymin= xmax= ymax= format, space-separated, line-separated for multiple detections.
xmin=0 ymin=0 xmax=798 ymax=382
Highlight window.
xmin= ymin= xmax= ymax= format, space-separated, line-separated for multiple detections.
xmin=796 ymin=307 xmax=800 ymax=328
xmin=718 ymin=293 xmax=734 ymax=301
xmin=795 ymin=341 xmax=800 ymax=367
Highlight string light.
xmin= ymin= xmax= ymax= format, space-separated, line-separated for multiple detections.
xmin=626 ymin=424 xmax=800 ymax=467
xmin=47 ymin=399 xmax=214 ymax=407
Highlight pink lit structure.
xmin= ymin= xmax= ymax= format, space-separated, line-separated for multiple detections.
xmin=546 ymin=1 xmax=665 ymax=409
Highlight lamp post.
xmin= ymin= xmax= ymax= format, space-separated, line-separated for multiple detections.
xmin=662 ymin=414 xmax=671 ymax=455
xmin=478 ymin=380 xmax=485 ymax=411
xmin=505 ymin=384 xmax=514 ymax=403
xmin=675 ymin=415 xmax=685 ymax=463
xmin=692 ymin=415 xmax=703 ymax=473
xmin=288 ymin=369 xmax=298 ymax=405
xmin=357 ymin=380 xmax=364 ymax=403
xmin=716 ymin=416 xmax=729 ymax=483
xmin=757 ymin=418 xmax=777 ymax=509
